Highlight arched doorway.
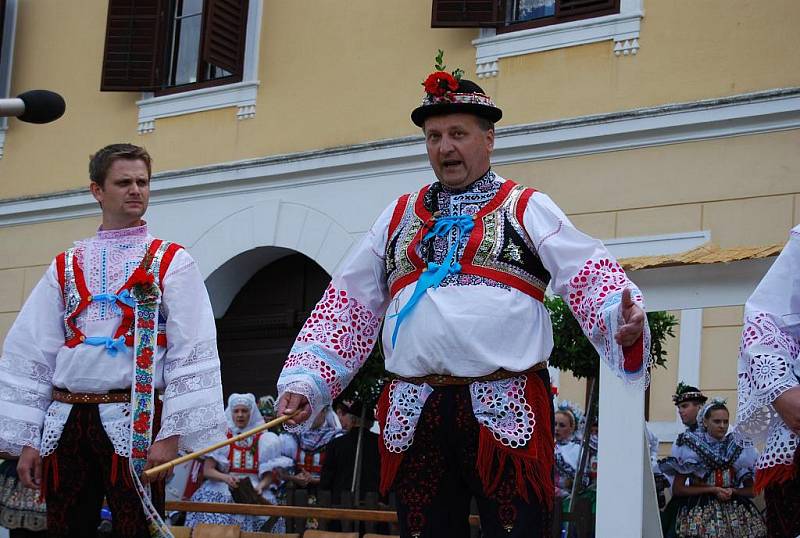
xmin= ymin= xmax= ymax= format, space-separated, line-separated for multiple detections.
xmin=215 ymin=252 xmax=330 ymax=399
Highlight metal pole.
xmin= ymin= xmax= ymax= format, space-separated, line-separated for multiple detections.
xmin=566 ymin=376 xmax=598 ymax=531
xmin=350 ymin=406 xmax=367 ymax=504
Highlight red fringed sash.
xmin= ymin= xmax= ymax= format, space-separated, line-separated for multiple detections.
xmin=754 ymin=462 xmax=798 ymax=493
xmin=377 ymin=384 xmax=404 ymax=496
xmin=377 ymin=372 xmax=554 ymax=510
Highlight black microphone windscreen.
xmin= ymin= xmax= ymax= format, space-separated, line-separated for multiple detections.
xmin=17 ymin=90 xmax=66 ymax=124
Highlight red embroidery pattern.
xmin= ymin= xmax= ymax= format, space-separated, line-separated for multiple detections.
xmin=287 ymin=284 xmax=381 ymax=396
xmin=566 ymin=258 xmax=630 ymax=335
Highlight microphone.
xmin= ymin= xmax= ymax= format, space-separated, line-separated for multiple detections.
xmin=0 ymin=90 xmax=66 ymax=124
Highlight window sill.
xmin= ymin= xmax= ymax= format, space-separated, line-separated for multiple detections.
xmin=136 ymin=80 xmax=260 ymax=134
xmin=472 ymin=2 xmax=643 ymax=78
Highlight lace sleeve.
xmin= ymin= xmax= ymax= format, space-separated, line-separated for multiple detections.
xmin=0 ymin=262 xmax=63 ymax=455
xmin=734 ymin=228 xmax=800 ymax=452
xmin=277 ymin=204 xmax=392 ymax=431
xmin=524 ymin=192 xmax=651 ymax=388
xmin=156 ymin=251 xmax=227 ymax=453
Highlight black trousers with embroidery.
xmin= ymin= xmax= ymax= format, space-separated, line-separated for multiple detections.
xmin=42 ymin=403 xmax=165 ymax=538
xmin=393 ymin=369 xmax=553 ymax=538
xmin=763 ymin=447 xmax=800 ymax=538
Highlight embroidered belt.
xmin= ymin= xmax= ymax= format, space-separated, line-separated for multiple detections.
xmin=395 ymin=362 xmax=547 ymax=386
xmin=52 ymin=388 xmax=131 ymax=404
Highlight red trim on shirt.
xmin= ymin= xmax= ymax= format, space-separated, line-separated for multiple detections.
xmin=387 ymin=194 xmax=411 ymax=240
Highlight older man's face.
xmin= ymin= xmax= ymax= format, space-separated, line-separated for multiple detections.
xmin=424 ymin=113 xmax=494 ymax=190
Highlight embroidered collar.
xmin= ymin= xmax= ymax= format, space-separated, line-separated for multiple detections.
xmin=438 ymin=169 xmax=496 ymax=194
xmin=678 ymin=431 xmax=742 ymax=470
xmin=95 ymin=222 xmax=149 ymax=242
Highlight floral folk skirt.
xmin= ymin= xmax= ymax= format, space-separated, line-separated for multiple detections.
xmin=675 ymin=494 xmax=766 ymax=538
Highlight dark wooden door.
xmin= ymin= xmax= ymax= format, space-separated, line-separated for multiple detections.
xmin=216 ymin=253 xmax=330 ymax=400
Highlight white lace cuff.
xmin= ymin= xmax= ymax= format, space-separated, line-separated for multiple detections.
xmin=276 ymin=378 xmax=325 ymax=433
xmin=0 ymin=416 xmax=41 ymax=455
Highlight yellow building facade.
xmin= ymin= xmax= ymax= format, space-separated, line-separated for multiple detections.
xmin=0 ymin=0 xmax=798 ymax=460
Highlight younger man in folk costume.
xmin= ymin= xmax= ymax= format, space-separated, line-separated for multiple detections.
xmin=0 ymin=144 xmax=227 ymax=538
xmin=734 ymin=224 xmax=800 ymax=538
xmin=277 ymin=57 xmax=650 ymax=537
xmin=659 ymin=382 xmax=708 ymax=532
xmin=673 ymin=383 xmax=707 ymax=433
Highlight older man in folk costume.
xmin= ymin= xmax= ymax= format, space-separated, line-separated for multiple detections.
xmin=277 ymin=56 xmax=650 ymax=538
xmin=0 ymin=144 xmax=227 ymax=538
xmin=734 ymin=224 xmax=800 ymax=538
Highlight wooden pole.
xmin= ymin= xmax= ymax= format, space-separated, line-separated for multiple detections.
xmin=142 ymin=412 xmax=297 ymax=480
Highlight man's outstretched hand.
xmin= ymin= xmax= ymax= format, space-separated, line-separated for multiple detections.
xmin=615 ymin=288 xmax=645 ymax=348
xmin=277 ymin=392 xmax=311 ymax=426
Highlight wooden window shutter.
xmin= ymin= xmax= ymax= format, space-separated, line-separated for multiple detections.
xmin=431 ymin=0 xmax=499 ymax=28
xmin=201 ymin=0 xmax=248 ymax=76
xmin=555 ymin=0 xmax=617 ymax=20
xmin=100 ymin=0 xmax=167 ymax=92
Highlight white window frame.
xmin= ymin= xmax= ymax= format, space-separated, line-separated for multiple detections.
xmin=472 ymin=0 xmax=643 ymax=78
xmin=136 ymin=0 xmax=262 ymax=134
xmin=0 ymin=0 xmax=18 ymax=158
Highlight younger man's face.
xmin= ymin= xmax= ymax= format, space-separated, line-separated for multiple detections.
xmin=90 ymin=158 xmax=150 ymax=227
xmin=677 ymin=400 xmax=702 ymax=426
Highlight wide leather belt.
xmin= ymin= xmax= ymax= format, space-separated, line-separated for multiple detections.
xmin=395 ymin=362 xmax=547 ymax=386
xmin=52 ymin=388 xmax=131 ymax=404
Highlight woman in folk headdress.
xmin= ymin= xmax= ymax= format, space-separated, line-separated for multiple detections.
xmin=553 ymin=401 xmax=585 ymax=501
xmin=661 ymin=398 xmax=766 ymax=538
xmin=185 ymin=393 xmax=292 ymax=532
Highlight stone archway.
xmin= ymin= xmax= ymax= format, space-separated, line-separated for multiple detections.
xmin=214 ymin=252 xmax=330 ymax=399
xmin=189 ymin=198 xmax=355 ymax=318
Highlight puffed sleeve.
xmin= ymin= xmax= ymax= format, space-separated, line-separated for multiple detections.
xmin=156 ymin=249 xmax=228 ymax=453
xmin=0 ymin=261 xmax=63 ymax=455
xmin=659 ymin=437 xmax=705 ymax=478
xmin=523 ymin=192 xmax=651 ymax=388
xmin=258 ymin=431 xmax=294 ymax=476
xmin=734 ymin=446 xmax=758 ymax=484
xmin=277 ymin=202 xmax=394 ymax=429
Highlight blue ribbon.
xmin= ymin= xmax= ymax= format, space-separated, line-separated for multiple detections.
xmin=389 ymin=215 xmax=474 ymax=346
xmin=91 ymin=289 xmax=135 ymax=309
xmin=84 ymin=335 xmax=128 ymax=357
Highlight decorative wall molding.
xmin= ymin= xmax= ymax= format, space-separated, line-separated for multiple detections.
xmin=473 ymin=0 xmax=643 ymax=78
xmin=605 ymin=231 xmax=709 ymax=260
xmin=136 ymin=0 xmax=262 ymax=134
xmin=137 ymin=81 xmax=260 ymax=134
xmin=2 ymin=87 xmax=799 ymax=227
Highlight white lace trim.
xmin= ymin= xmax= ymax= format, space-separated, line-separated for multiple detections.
xmin=470 ymin=376 xmax=534 ymax=449
xmin=40 ymin=401 xmax=72 ymax=457
xmin=755 ymin=422 xmax=799 ymax=470
xmin=156 ymin=401 xmax=228 ymax=454
xmin=564 ymin=258 xmax=651 ymax=389
xmin=0 ymin=416 xmax=41 ymax=455
xmin=101 ymin=402 xmax=134 ymax=456
xmin=383 ymin=380 xmax=433 ymax=454
xmin=276 ymin=380 xmax=321 ymax=434
xmin=736 ymin=313 xmax=800 ymax=444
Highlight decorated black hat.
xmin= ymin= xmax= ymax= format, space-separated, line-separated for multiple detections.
xmin=411 ymin=50 xmax=502 ymax=128
xmin=672 ymin=382 xmax=708 ymax=405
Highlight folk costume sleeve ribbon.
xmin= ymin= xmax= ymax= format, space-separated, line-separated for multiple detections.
xmin=389 ymin=214 xmax=474 ymax=346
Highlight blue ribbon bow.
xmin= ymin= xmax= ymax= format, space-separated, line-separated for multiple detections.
xmin=389 ymin=214 xmax=474 ymax=346
xmin=92 ymin=289 xmax=135 ymax=310
xmin=84 ymin=335 xmax=128 ymax=357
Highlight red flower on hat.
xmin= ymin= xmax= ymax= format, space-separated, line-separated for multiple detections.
xmin=423 ymin=71 xmax=458 ymax=98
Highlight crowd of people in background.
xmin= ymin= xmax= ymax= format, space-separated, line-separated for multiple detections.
xmin=162 ymin=392 xmax=380 ymax=534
